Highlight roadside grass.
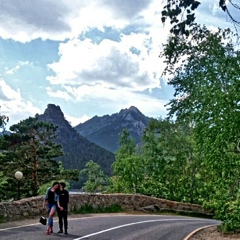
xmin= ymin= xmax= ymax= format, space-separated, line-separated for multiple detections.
xmin=0 ymin=215 xmax=7 ymax=224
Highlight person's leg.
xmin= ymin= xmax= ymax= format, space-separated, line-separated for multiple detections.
xmin=48 ymin=206 xmax=56 ymax=233
xmin=57 ymin=210 xmax=63 ymax=233
xmin=63 ymin=211 xmax=68 ymax=234
xmin=45 ymin=204 xmax=52 ymax=234
xmin=48 ymin=208 xmax=53 ymax=233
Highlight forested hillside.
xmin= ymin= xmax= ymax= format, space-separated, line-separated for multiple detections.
xmin=37 ymin=104 xmax=115 ymax=178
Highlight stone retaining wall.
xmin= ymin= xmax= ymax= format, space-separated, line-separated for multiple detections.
xmin=0 ymin=194 xmax=213 ymax=222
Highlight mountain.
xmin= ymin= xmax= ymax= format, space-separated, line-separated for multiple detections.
xmin=37 ymin=104 xmax=115 ymax=184
xmin=74 ymin=106 xmax=153 ymax=153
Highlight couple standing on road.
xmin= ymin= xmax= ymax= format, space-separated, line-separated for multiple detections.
xmin=42 ymin=181 xmax=69 ymax=235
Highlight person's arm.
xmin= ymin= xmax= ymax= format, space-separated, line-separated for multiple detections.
xmin=43 ymin=188 xmax=49 ymax=209
xmin=56 ymin=194 xmax=63 ymax=210
xmin=57 ymin=201 xmax=62 ymax=209
xmin=66 ymin=190 xmax=69 ymax=204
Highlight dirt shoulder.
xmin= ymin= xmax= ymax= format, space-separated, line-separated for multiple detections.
xmin=189 ymin=226 xmax=240 ymax=240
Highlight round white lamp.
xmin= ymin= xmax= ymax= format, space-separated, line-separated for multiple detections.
xmin=15 ymin=171 xmax=23 ymax=200
xmin=15 ymin=171 xmax=23 ymax=180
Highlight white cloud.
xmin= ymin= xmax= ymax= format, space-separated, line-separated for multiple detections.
xmin=0 ymin=0 xmax=71 ymax=42
xmin=61 ymin=84 xmax=168 ymax=117
xmin=44 ymin=0 xmax=170 ymax=119
xmin=0 ymin=79 xmax=21 ymax=101
xmin=0 ymin=0 xmax=236 ymax=43
xmin=0 ymin=0 xmax=154 ymax=42
xmin=47 ymin=36 xmax=162 ymax=91
xmin=195 ymin=0 xmax=239 ymax=30
xmin=46 ymin=87 xmax=72 ymax=101
xmin=5 ymin=65 xmax=20 ymax=75
xmin=0 ymin=79 xmax=41 ymax=128
xmin=65 ymin=114 xmax=91 ymax=127
xmin=5 ymin=61 xmax=32 ymax=75
xmin=42 ymin=0 xmax=170 ymax=124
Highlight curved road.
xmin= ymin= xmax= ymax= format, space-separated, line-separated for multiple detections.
xmin=0 ymin=214 xmax=220 ymax=240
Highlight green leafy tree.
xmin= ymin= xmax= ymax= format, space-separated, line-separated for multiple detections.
xmin=38 ymin=177 xmax=71 ymax=195
xmin=0 ymin=114 xmax=9 ymax=133
xmin=109 ymin=125 xmax=201 ymax=201
xmin=109 ymin=154 xmax=144 ymax=194
xmin=80 ymin=160 xmax=107 ymax=193
xmin=0 ymin=117 xmax=79 ymax=200
xmin=117 ymin=129 xmax=136 ymax=157
xmin=161 ymin=25 xmax=240 ymax=230
xmin=109 ymin=129 xmax=145 ymax=193
xmin=161 ymin=0 xmax=240 ymax=36
xmin=141 ymin=119 xmax=202 ymax=203
xmin=0 ymin=108 xmax=9 ymax=199
xmin=160 ymin=0 xmax=240 ymax=70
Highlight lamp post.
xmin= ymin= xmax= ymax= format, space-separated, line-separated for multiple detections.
xmin=15 ymin=171 xmax=23 ymax=200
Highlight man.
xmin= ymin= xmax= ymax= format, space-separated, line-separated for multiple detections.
xmin=57 ymin=182 xmax=69 ymax=235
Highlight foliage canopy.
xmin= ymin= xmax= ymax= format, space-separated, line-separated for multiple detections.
xmin=0 ymin=117 xmax=79 ymax=200
xmin=161 ymin=0 xmax=240 ymax=36
xmin=161 ymin=24 xmax=240 ymax=230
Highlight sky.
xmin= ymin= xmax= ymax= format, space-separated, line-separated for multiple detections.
xmin=0 ymin=0 xmax=237 ymax=129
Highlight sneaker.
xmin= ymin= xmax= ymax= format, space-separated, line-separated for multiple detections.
xmin=57 ymin=230 xmax=63 ymax=233
xmin=64 ymin=231 xmax=68 ymax=235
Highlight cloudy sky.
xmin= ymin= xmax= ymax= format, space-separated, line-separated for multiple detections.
xmin=0 ymin=0 xmax=236 ymax=128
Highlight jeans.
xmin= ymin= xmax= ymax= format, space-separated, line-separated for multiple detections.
xmin=47 ymin=203 xmax=57 ymax=227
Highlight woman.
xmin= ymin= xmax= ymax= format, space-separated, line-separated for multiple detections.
xmin=43 ymin=182 xmax=63 ymax=235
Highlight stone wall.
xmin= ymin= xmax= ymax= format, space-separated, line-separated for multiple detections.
xmin=0 ymin=194 xmax=213 ymax=222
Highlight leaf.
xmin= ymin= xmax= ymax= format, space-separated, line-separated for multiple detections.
xmin=191 ymin=1 xmax=201 ymax=10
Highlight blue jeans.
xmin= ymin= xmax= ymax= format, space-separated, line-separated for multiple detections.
xmin=47 ymin=203 xmax=57 ymax=226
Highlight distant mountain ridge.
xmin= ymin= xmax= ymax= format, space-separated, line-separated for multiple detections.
xmin=74 ymin=106 xmax=153 ymax=152
xmin=37 ymin=104 xmax=115 ymax=185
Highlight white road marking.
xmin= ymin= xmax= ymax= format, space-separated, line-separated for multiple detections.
xmin=0 ymin=223 xmax=39 ymax=231
xmin=0 ymin=217 xmax=85 ymax=231
xmin=73 ymin=218 xmax=216 ymax=240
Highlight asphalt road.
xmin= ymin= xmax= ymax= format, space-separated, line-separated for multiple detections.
xmin=0 ymin=214 xmax=220 ymax=240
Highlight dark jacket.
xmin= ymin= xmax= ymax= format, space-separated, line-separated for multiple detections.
xmin=59 ymin=189 xmax=69 ymax=209
xmin=45 ymin=187 xmax=59 ymax=205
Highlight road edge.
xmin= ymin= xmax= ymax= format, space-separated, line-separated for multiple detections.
xmin=183 ymin=224 xmax=219 ymax=240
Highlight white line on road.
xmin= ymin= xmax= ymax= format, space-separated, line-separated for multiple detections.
xmin=0 ymin=223 xmax=39 ymax=231
xmin=73 ymin=218 xmax=216 ymax=240
xmin=0 ymin=217 xmax=87 ymax=232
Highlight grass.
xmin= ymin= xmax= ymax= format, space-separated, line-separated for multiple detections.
xmin=0 ymin=215 xmax=7 ymax=224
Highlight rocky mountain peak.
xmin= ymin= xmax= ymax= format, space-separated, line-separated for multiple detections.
xmin=39 ymin=104 xmax=68 ymax=127
xmin=75 ymin=106 xmax=153 ymax=152
xmin=44 ymin=104 xmax=64 ymax=118
xmin=119 ymin=106 xmax=140 ymax=115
